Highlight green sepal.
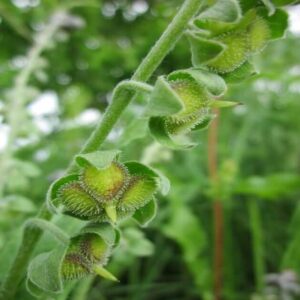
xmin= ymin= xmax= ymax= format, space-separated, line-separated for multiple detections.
xmin=47 ymin=174 xmax=80 ymax=213
xmin=27 ymin=246 xmax=66 ymax=296
xmin=133 ymin=197 xmax=158 ymax=227
xmin=125 ymin=161 xmax=170 ymax=196
xmin=75 ymin=150 xmax=121 ymax=169
xmin=26 ymin=278 xmax=48 ymax=298
xmin=261 ymin=0 xmax=276 ymax=15
xmin=145 ymin=76 xmax=184 ymax=117
xmin=198 ymin=0 xmax=242 ymax=23
xmin=191 ymin=113 xmax=215 ymax=131
xmin=168 ymin=69 xmax=227 ymax=97
xmin=208 ymin=100 xmax=240 ymax=108
xmin=271 ymin=0 xmax=299 ymax=5
xmin=80 ymin=223 xmax=118 ymax=247
xmin=187 ymin=32 xmax=225 ymax=66
xmin=223 ymin=61 xmax=257 ymax=83
xmin=93 ymin=265 xmax=119 ymax=282
xmin=257 ymin=8 xmax=288 ymax=40
xmin=149 ymin=117 xmax=196 ymax=150
xmin=104 ymin=205 xmax=117 ymax=223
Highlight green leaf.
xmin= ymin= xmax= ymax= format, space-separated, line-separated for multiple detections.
xmin=75 ymin=150 xmax=121 ymax=169
xmin=145 ymin=76 xmax=184 ymax=117
xmin=0 ymin=195 xmax=36 ymax=213
xmin=123 ymin=228 xmax=154 ymax=256
xmin=133 ymin=197 xmax=157 ymax=227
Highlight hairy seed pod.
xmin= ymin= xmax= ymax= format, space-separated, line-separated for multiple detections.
xmin=247 ymin=17 xmax=271 ymax=53
xmin=61 ymin=233 xmax=111 ymax=280
xmin=79 ymin=233 xmax=111 ymax=265
xmin=118 ymin=176 xmax=157 ymax=211
xmin=80 ymin=162 xmax=129 ymax=202
xmin=207 ymin=31 xmax=248 ymax=73
xmin=61 ymin=253 xmax=90 ymax=280
xmin=164 ymin=79 xmax=210 ymax=135
xmin=170 ymin=79 xmax=209 ymax=118
xmin=58 ymin=181 xmax=101 ymax=217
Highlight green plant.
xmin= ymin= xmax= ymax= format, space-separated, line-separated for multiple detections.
xmin=0 ymin=0 xmax=295 ymax=299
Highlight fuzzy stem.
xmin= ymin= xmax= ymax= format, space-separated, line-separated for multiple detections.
xmin=0 ymin=1 xmax=203 ymax=299
xmin=208 ymin=108 xmax=223 ymax=300
xmin=68 ymin=0 xmax=204 ymax=170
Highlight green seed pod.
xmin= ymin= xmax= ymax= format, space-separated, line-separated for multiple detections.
xmin=147 ymin=69 xmax=227 ymax=148
xmin=206 ymin=31 xmax=248 ymax=73
xmin=80 ymin=161 xmax=129 ymax=202
xmin=58 ymin=181 xmax=101 ymax=217
xmin=247 ymin=16 xmax=271 ymax=53
xmin=119 ymin=176 xmax=157 ymax=211
xmin=61 ymin=232 xmax=111 ymax=280
xmin=61 ymin=253 xmax=89 ymax=280
xmin=79 ymin=233 xmax=111 ymax=264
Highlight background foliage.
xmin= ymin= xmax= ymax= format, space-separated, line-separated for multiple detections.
xmin=0 ymin=0 xmax=300 ymax=299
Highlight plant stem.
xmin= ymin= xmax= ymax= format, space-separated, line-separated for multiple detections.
xmin=69 ymin=0 xmax=204 ymax=168
xmin=0 ymin=1 xmax=203 ymax=299
xmin=248 ymin=199 xmax=265 ymax=293
xmin=208 ymin=108 xmax=223 ymax=300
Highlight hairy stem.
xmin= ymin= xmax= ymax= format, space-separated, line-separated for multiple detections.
xmin=0 ymin=1 xmax=203 ymax=299
xmin=208 ymin=108 xmax=223 ymax=300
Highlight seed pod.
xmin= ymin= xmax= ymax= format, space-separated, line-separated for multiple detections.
xmin=79 ymin=233 xmax=111 ymax=264
xmin=147 ymin=69 xmax=227 ymax=148
xmin=247 ymin=16 xmax=271 ymax=53
xmin=119 ymin=176 xmax=157 ymax=211
xmin=206 ymin=31 xmax=249 ymax=73
xmin=59 ymin=181 xmax=101 ymax=217
xmin=61 ymin=253 xmax=89 ymax=280
xmin=61 ymin=231 xmax=112 ymax=280
xmin=48 ymin=151 xmax=165 ymax=224
xmin=189 ymin=2 xmax=288 ymax=75
xmin=80 ymin=162 xmax=129 ymax=202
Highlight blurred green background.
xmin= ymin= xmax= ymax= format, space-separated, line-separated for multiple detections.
xmin=1 ymin=0 xmax=300 ymax=299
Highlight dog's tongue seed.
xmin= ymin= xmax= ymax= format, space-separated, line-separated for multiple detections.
xmin=119 ymin=176 xmax=157 ymax=211
xmin=207 ymin=31 xmax=249 ymax=74
xmin=81 ymin=162 xmax=129 ymax=201
xmin=59 ymin=182 xmax=100 ymax=217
